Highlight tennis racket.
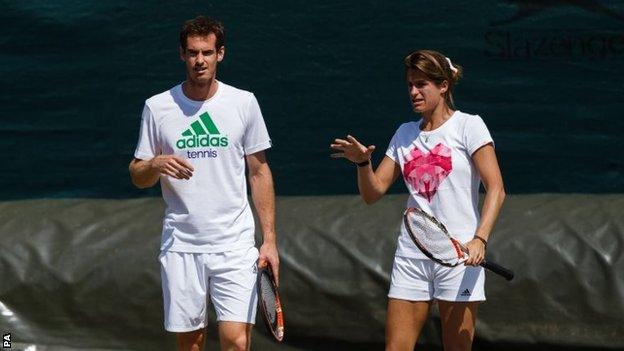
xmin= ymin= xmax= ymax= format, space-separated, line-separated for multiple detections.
xmin=403 ymin=207 xmax=514 ymax=281
xmin=257 ymin=263 xmax=284 ymax=341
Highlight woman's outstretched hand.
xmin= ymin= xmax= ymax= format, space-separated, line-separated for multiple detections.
xmin=330 ymin=135 xmax=375 ymax=163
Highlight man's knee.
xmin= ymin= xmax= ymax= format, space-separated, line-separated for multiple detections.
xmin=219 ymin=322 xmax=252 ymax=351
xmin=221 ymin=332 xmax=250 ymax=351
xmin=176 ymin=329 xmax=205 ymax=351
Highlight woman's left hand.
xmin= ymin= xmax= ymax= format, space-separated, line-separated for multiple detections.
xmin=464 ymin=238 xmax=486 ymax=266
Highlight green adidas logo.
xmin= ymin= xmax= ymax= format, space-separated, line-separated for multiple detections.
xmin=176 ymin=112 xmax=229 ymax=149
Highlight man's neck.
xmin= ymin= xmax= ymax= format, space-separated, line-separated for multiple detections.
xmin=182 ymin=78 xmax=219 ymax=101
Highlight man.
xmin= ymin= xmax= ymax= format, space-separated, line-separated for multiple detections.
xmin=129 ymin=16 xmax=279 ymax=351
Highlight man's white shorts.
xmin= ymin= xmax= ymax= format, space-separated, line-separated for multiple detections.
xmin=388 ymin=256 xmax=486 ymax=302
xmin=159 ymin=246 xmax=259 ymax=332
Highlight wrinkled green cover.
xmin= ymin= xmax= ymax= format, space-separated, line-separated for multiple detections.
xmin=1 ymin=195 xmax=622 ymax=350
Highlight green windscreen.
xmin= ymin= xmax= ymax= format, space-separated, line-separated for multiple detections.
xmin=1 ymin=1 xmax=622 ymax=199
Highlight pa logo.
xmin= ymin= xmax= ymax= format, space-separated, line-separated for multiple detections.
xmin=2 ymin=332 xmax=10 ymax=348
xmin=492 ymin=0 xmax=624 ymax=25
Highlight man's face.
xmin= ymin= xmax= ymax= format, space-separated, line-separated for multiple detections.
xmin=180 ymin=34 xmax=224 ymax=85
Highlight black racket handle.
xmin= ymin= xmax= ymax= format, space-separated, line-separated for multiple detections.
xmin=481 ymin=260 xmax=514 ymax=281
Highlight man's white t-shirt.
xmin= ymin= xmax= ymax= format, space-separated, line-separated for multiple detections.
xmin=385 ymin=110 xmax=494 ymax=259
xmin=134 ymin=81 xmax=272 ymax=253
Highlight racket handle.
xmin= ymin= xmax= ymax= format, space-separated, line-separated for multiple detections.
xmin=481 ymin=260 xmax=514 ymax=281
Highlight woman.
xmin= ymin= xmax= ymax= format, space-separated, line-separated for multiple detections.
xmin=330 ymin=49 xmax=505 ymax=350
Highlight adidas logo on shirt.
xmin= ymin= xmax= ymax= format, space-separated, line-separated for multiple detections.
xmin=460 ymin=289 xmax=471 ymax=297
xmin=176 ymin=112 xmax=229 ymax=149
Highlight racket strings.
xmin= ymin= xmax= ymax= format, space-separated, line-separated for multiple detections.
xmin=259 ymin=272 xmax=277 ymax=325
xmin=406 ymin=211 xmax=466 ymax=265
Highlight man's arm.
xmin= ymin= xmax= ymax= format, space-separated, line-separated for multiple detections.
xmin=129 ymin=156 xmax=194 ymax=189
xmin=246 ymin=150 xmax=279 ymax=284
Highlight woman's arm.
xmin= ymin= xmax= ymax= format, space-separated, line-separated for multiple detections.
xmin=331 ymin=135 xmax=401 ymax=204
xmin=465 ymin=143 xmax=506 ymax=265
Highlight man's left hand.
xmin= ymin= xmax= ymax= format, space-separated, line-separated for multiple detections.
xmin=258 ymin=241 xmax=280 ymax=286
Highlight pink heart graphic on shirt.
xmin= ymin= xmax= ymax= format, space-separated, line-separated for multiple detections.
xmin=403 ymin=143 xmax=452 ymax=202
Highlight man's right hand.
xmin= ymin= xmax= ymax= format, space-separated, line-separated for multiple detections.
xmin=150 ymin=155 xmax=194 ymax=179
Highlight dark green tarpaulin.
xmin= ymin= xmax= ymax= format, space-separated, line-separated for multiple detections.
xmin=1 ymin=195 xmax=623 ymax=350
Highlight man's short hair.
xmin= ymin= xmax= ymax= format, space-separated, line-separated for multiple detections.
xmin=179 ymin=16 xmax=225 ymax=50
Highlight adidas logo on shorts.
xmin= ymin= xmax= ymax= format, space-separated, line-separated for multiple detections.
xmin=460 ymin=289 xmax=471 ymax=297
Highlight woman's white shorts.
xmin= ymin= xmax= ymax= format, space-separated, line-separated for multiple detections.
xmin=388 ymin=256 xmax=486 ymax=302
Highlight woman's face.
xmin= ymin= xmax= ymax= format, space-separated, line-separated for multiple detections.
xmin=406 ymin=69 xmax=448 ymax=114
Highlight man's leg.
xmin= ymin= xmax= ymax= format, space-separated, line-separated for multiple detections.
xmin=177 ymin=329 xmax=206 ymax=351
xmin=209 ymin=247 xmax=259 ymax=351
xmin=218 ymin=321 xmax=252 ymax=351
xmin=160 ymin=251 xmax=209 ymax=350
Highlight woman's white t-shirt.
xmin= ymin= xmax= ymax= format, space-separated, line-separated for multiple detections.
xmin=385 ymin=110 xmax=494 ymax=258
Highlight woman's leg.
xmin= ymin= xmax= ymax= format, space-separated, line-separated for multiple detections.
xmin=437 ymin=301 xmax=479 ymax=351
xmin=385 ymin=298 xmax=432 ymax=351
